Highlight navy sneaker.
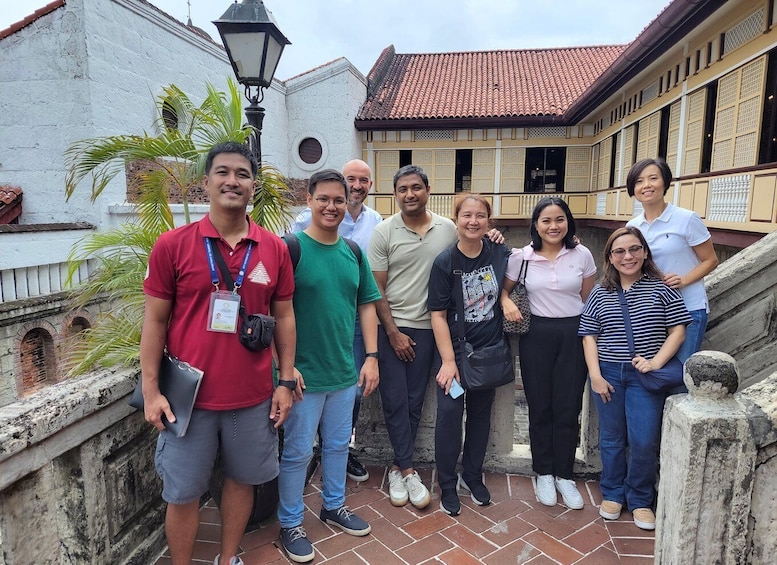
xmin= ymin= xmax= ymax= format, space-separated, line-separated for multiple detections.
xmin=279 ymin=526 xmax=314 ymax=563
xmin=320 ymin=506 xmax=371 ymax=536
xmin=458 ymin=474 xmax=491 ymax=506
xmin=346 ymin=452 xmax=369 ymax=482
xmin=439 ymin=488 xmax=461 ymax=516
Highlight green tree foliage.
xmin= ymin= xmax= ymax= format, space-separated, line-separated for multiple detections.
xmin=63 ymin=79 xmax=295 ymax=374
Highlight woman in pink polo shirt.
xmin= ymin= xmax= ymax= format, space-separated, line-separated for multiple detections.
xmin=502 ymin=197 xmax=597 ymax=510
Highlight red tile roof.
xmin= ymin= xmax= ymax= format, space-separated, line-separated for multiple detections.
xmin=0 ymin=186 xmax=23 ymax=224
xmin=357 ymin=44 xmax=627 ymax=126
xmin=0 ymin=0 xmax=65 ymax=41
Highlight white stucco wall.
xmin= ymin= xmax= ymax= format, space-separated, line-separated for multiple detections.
xmin=0 ymin=0 xmax=291 ymax=229
xmin=285 ymin=59 xmax=366 ymax=178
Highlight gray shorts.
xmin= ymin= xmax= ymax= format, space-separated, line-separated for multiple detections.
xmin=154 ymin=398 xmax=279 ymax=504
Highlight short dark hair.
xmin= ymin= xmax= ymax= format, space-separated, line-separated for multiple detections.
xmin=453 ymin=193 xmax=492 ymax=220
xmin=601 ymin=226 xmax=663 ymax=290
xmin=393 ymin=165 xmax=429 ymax=190
xmin=626 ymin=158 xmax=673 ymax=197
xmin=205 ymin=141 xmax=257 ymax=176
xmin=529 ymin=197 xmax=578 ymax=250
xmin=308 ymin=169 xmax=348 ymax=197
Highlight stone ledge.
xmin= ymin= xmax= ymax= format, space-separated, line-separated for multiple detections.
xmin=0 ymin=366 xmax=138 ymax=488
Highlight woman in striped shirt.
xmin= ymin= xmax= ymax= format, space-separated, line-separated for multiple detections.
xmin=579 ymin=227 xmax=690 ymax=531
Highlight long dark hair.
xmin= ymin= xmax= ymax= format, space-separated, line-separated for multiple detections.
xmin=601 ymin=227 xmax=663 ymax=290
xmin=530 ymin=197 xmax=578 ymax=250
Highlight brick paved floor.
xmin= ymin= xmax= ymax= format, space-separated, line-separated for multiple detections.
xmin=153 ymin=465 xmax=654 ymax=564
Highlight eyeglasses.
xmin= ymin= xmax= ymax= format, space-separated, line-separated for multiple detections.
xmin=610 ymin=245 xmax=644 ymax=258
xmin=313 ymin=196 xmax=347 ymax=208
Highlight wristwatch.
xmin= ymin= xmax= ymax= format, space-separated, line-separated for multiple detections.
xmin=277 ymin=379 xmax=297 ymax=390
xmin=365 ymin=352 xmax=379 ymax=359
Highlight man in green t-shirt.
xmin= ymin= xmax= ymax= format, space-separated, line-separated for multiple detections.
xmin=277 ymin=169 xmax=381 ymax=563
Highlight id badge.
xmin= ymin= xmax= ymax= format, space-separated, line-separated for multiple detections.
xmin=207 ymin=291 xmax=241 ymax=333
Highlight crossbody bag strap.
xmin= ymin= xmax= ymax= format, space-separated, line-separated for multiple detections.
xmin=210 ymin=238 xmax=236 ymax=289
xmin=451 ymin=248 xmax=468 ymax=345
xmin=616 ymin=286 xmax=637 ymax=358
xmin=518 ymin=251 xmax=528 ymax=285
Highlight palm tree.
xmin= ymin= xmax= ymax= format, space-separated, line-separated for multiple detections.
xmin=63 ymin=78 xmax=295 ymax=374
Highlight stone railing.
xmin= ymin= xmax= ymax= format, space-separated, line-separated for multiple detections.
xmin=656 ymin=351 xmax=777 ymax=564
xmin=0 ymin=367 xmax=164 ymax=563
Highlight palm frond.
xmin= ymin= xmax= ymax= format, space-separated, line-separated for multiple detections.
xmin=63 ymin=307 xmax=144 ymax=375
xmin=251 ymin=164 xmax=296 ymax=233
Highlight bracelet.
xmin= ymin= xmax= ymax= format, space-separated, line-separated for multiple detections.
xmin=365 ymin=352 xmax=379 ymax=358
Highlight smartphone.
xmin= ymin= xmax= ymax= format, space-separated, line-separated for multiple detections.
xmin=449 ymin=379 xmax=465 ymax=399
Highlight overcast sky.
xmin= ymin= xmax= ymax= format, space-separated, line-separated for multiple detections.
xmin=2 ymin=0 xmax=671 ymax=80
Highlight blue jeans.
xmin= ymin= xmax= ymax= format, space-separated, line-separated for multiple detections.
xmin=278 ymin=385 xmax=357 ymax=527
xmin=593 ymin=361 xmax=666 ymax=510
xmin=676 ymin=309 xmax=707 ymax=363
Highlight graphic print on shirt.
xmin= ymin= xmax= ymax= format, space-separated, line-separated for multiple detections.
xmin=248 ymin=261 xmax=271 ymax=285
xmin=462 ymin=265 xmax=498 ymax=322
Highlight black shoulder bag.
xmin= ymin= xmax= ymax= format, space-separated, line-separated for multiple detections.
xmin=452 ymin=249 xmax=515 ymax=390
xmin=211 ymin=239 xmax=276 ymax=351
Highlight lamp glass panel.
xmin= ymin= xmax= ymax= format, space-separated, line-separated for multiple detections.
xmin=223 ymin=31 xmax=268 ymax=80
xmin=262 ymin=38 xmax=284 ymax=84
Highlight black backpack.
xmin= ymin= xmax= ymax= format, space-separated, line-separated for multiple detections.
xmin=282 ymin=233 xmax=362 ymax=271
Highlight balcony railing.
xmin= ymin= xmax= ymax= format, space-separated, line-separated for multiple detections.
xmin=371 ymin=166 xmax=777 ymax=234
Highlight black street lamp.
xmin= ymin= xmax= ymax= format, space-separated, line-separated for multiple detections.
xmin=214 ymin=0 xmax=291 ymax=166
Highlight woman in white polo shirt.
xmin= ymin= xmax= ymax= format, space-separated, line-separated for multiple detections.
xmin=502 ymin=197 xmax=596 ymax=510
xmin=625 ymin=158 xmax=718 ymax=363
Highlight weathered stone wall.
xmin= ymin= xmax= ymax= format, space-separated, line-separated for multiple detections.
xmin=0 ymin=367 xmax=163 ymax=564
xmin=704 ymin=229 xmax=777 ymax=388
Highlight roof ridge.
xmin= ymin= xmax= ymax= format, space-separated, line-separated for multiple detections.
xmin=0 ymin=0 xmax=65 ymax=41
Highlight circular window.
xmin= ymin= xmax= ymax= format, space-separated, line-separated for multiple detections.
xmin=298 ymin=137 xmax=323 ymax=164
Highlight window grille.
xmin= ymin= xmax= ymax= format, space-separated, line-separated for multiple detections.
xmin=414 ymin=130 xmax=454 ymax=141
xmin=528 ymin=127 xmax=567 ymax=138
xmin=723 ymin=9 xmax=765 ymax=56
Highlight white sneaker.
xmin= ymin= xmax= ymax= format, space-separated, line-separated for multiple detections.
xmin=388 ymin=469 xmax=408 ymax=506
xmin=554 ymin=477 xmax=584 ymax=509
xmin=403 ymin=471 xmax=431 ymax=509
xmin=213 ymin=556 xmax=244 ymax=565
xmin=535 ymin=474 xmax=557 ymax=506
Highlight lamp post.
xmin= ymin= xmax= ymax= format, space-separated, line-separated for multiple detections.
xmin=211 ymin=0 xmax=290 ymax=529
xmin=214 ymin=0 xmax=291 ymax=166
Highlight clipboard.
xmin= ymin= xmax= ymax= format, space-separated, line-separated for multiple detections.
xmin=129 ymin=353 xmax=204 ymax=438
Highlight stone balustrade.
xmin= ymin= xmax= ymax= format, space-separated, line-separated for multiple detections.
xmin=656 ymin=350 xmax=777 ymax=564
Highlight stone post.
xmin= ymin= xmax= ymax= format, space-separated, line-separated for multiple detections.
xmin=655 ymin=351 xmax=756 ymax=565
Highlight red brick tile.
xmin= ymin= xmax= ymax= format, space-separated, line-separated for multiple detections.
xmin=524 ymin=499 xmax=568 ymax=518
xmin=561 ymin=522 xmax=610 ymax=554
xmin=439 ymin=523 xmax=498 ymax=558
xmin=586 ymin=480 xmax=603 ymax=506
xmin=190 ymin=539 xmax=219 ymax=562
xmin=365 ymin=517 xmax=414 ymax=550
xmin=240 ymin=523 xmax=282 ymax=551
xmin=519 ymin=508 xmax=576 ymax=539
xmin=353 ymin=539 xmax=407 ymax=565
xmin=344 ymin=486 xmax=386 ymax=509
xmin=509 ymin=474 xmax=538 ymax=501
xmin=481 ymin=516 xmax=536 ymax=546
xmin=396 ymin=532 xmax=454 ymax=564
xmin=199 ymin=506 xmax=222 ymax=524
xmin=352 ymin=504 xmax=380 ymax=523
xmin=483 ymin=471 xmax=510 ymax=501
xmin=606 ymin=520 xmax=655 ymax=538
xmin=523 ymin=530 xmax=582 ymax=565
xmin=524 ymin=554 xmax=561 ymax=564
xmin=553 ymin=504 xmax=602 ymax=530
xmin=239 ymin=542 xmax=288 ymax=564
xmin=454 ymin=504 xmax=498 ymax=534
xmin=618 ymin=557 xmax=655 ymax=564
xmin=370 ymin=497 xmax=419 ymax=526
xmin=482 ymin=540 xmax=539 ymax=564
xmin=403 ymin=512 xmax=456 ymax=539
xmin=196 ymin=522 xmax=221 ymax=543
xmin=574 ymin=545 xmax=623 ymax=565
xmin=438 ymin=546 xmax=486 ymax=565
xmin=320 ymin=549 xmax=365 ymax=564
xmin=479 ymin=498 xmax=532 ymax=522
xmin=611 ymin=536 xmax=655 ymax=557
xmin=314 ymin=530 xmax=372 ymax=559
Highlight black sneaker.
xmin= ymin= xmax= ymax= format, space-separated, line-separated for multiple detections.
xmin=440 ymin=488 xmax=461 ymax=516
xmin=279 ymin=526 xmax=314 ymax=563
xmin=458 ymin=474 xmax=491 ymax=506
xmin=320 ymin=506 xmax=371 ymax=536
xmin=346 ymin=452 xmax=369 ymax=482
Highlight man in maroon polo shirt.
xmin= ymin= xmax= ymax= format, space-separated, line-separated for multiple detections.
xmin=140 ymin=142 xmax=297 ymax=565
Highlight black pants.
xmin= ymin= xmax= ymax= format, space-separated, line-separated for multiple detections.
xmin=519 ymin=315 xmax=587 ymax=478
xmin=435 ymin=384 xmax=495 ymax=490
xmin=377 ymin=326 xmax=437 ymax=470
